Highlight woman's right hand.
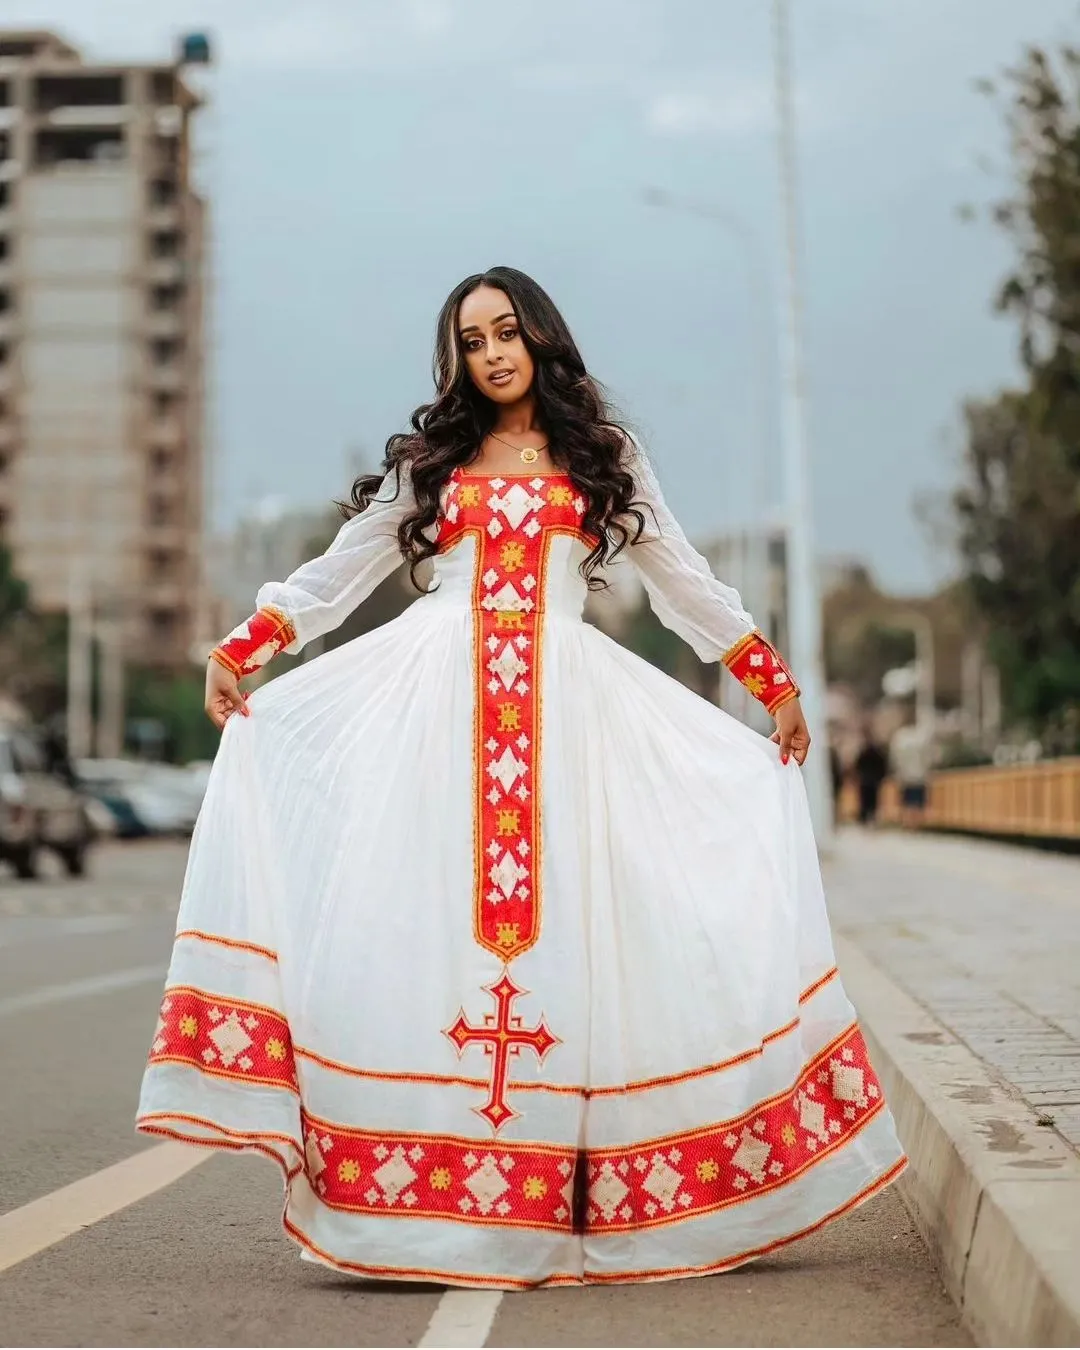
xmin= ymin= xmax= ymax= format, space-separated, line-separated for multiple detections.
xmin=205 ymin=660 xmax=250 ymax=729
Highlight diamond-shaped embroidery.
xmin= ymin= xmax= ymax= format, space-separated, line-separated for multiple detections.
xmin=589 ymin=1162 xmax=629 ymax=1222
xmin=305 ymin=1130 xmax=326 ymax=1178
xmin=372 ymin=1147 xmax=418 ymax=1205
xmin=464 ymin=1156 xmax=510 ymax=1214
xmin=831 ymin=1062 xmax=868 ymax=1107
xmin=641 ymin=1156 xmax=685 ymax=1212
xmin=488 ymin=745 xmax=527 ymax=792
xmin=488 ymin=643 xmax=527 ymax=691
xmin=731 ymin=1126 xmax=772 ymax=1184
xmin=798 ymin=1091 xmax=827 ymax=1139
xmin=484 ymin=581 xmax=527 ymax=612
xmin=208 ymin=1011 xmax=252 ymax=1067
xmin=494 ymin=484 xmax=541 ymax=529
xmin=490 ymin=850 xmax=528 ymax=899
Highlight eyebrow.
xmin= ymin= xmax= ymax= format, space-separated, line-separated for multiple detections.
xmin=459 ymin=312 xmax=516 ymax=335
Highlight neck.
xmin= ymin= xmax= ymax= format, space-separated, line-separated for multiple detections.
xmin=491 ymin=397 xmax=541 ymax=437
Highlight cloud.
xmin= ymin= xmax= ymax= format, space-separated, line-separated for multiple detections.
xmin=644 ymin=70 xmax=840 ymax=142
xmin=645 ymin=85 xmax=773 ymax=138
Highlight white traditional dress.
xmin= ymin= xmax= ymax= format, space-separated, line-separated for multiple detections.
xmin=137 ymin=445 xmax=906 ymax=1289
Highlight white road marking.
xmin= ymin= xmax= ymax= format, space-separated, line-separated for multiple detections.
xmin=0 ymin=914 xmax=135 ymax=948
xmin=0 ymin=1144 xmax=208 ymax=1274
xmin=419 ymin=1290 xmax=504 ymax=1348
xmin=0 ymin=964 xmax=163 ymax=1018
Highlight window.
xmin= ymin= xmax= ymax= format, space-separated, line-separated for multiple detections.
xmin=150 ymin=447 xmax=173 ymax=473
xmin=0 ymin=343 xmax=8 ymax=365
xmin=0 ymin=183 xmax=11 ymax=210
xmin=150 ymin=337 xmax=182 ymax=365
xmin=0 ymin=290 xmax=11 ymax=313
xmin=34 ymin=128 xmax=126 ymax=166
xmin=0 ymin=237 xmax=9 ymax=262
xmin=149 ymin=496 xmax=172 ymax=526
xmin=151 ymin=391 xmax=177 ymax=418
xmin=148 ymin=549 xmax=173 ymax=579
xmin=34 ymin=74 xmax=125 ymax=112
xmin=149 ymin=178 xmax=178 ymax=208
xmin=147 ymin=608 xmax=176 ymax=644
xmin=150 ymin=283 xmax=184 ymax=311
xmin=151 ymin=72 xmax=176 ymax=105
xmin=149 ymin=230 xmax=181 ymax=259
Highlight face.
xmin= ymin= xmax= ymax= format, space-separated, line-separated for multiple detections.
xmin=457 ymin=285 xmax=536 ymax=404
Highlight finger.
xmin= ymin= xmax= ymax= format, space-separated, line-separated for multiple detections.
xmin=769 ymin=730 xmax=780 ymax=744
xmin=779 ymin=729 xmax=794 ymax=765
xmin=228 ymin=686 xmax=250 ymax=717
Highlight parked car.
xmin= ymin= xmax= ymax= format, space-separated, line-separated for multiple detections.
xmin=0 ymin=725 xmax=94 ymax=878
xmin=75 ymin=759 xmax=207 ymax=838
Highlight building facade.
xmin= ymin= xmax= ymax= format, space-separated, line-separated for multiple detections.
xmin=0 ymin=30 xmax=206 ymax=669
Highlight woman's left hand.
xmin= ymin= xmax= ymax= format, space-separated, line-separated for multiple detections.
xmin=770 ymin=698 xmax=811 ymax=766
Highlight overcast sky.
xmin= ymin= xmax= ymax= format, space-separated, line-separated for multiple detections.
xmin=9 ymin=0 xmax=1080 ymax=590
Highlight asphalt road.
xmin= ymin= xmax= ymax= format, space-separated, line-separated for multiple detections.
xmin=0 ymin=841 xmax=970 ymax=1347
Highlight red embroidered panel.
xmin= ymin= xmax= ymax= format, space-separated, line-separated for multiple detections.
xmin=436 ymin=472 xmax=588 ymax=963
xmin=211 ymin=605 xmax=297 ymax=678
xmin=144 ymin=991 xmax=883 ymax=1232
xmin=147 ymin=986 xmax=299 ymax=1093
xmin=581 ymin=1025 xmax=882 ymax=1231
xmin=722 ymin=630 xmax=800 ymax=715
xmin=296 ymin=1024 xmax=881 ymax=1234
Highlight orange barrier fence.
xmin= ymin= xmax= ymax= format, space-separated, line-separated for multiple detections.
xmin=836 ymin=759 xmax=1080 ymax=839
xmin=922 ymin=758 xmax=1080 ymax=840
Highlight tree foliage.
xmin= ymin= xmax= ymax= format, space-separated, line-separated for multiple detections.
xmin=956 ymin=44 xmax=1080 ymax=741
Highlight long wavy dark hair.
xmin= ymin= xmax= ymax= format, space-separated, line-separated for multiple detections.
xmin=344 ymin=266 xmax=647 ymax=590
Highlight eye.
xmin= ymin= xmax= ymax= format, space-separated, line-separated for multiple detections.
xmin=464 ymin=337 xmax=483 ymax=351
xmin=499 ymin=327 xmax=518 ymax=341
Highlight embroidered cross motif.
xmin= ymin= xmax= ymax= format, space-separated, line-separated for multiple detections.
xmin=444 ymin=972 xmax=560 ymax=1132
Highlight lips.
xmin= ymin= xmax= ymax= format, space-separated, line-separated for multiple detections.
xmin=489 ymin=370 xmax=515 ymax=385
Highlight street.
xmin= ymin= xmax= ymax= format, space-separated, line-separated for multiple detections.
xmin=0 ymin=841 xmax=968 ymax=1347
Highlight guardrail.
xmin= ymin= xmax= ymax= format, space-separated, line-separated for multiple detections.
xmin=923 ymin=757 xmax=1080 ymax=840
xmin=839 ymin=758 xmax=1080 ymax=840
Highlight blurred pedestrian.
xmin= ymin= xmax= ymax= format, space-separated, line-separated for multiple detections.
xmin=829 ymin=742 xmax=845 ymax=817
xmin=891 ymin=721 xmax=932 ymax=826
xmin=854 ymin=732 xmax=889 ymax=825
xmin=137 ymin=267 xmax=904 ymax=1287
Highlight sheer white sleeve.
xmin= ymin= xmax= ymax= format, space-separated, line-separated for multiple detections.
xmin=620 ymin=440 xmax=756 ymax=663
xmin=252 ymin=465 xmax=412 ymax=655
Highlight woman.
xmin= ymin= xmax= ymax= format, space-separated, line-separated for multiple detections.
xmin=137 ymin=267 xmax=905 ymax=1288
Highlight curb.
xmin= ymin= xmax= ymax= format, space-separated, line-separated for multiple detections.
xmin=835 ymin=935 xmax=1080 ymax=1348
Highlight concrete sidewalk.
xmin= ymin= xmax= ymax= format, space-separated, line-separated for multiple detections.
xmin=826 ymin=829 xmax=1080 ymax=1346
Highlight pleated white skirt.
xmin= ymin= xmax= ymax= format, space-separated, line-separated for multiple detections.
xmin=137 ymin=596 xmax=906 ymax=1287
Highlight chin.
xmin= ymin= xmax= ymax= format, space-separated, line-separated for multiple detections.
xmin=483 ymin=380 xmax=524 ymax=403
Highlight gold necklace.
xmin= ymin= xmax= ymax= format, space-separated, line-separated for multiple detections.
xmin=489 ymin=429 xmax=549 ymax=466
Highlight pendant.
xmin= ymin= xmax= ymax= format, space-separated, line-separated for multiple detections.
xmin=519 ymin=447 xmax=540 ymax=465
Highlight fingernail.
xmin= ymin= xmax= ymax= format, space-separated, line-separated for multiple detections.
xmin=781 ymin=754 xmax=789 ymax=765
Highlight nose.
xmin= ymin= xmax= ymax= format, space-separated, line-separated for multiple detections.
xmin=485 ymin=338 xmax=504 ymax=365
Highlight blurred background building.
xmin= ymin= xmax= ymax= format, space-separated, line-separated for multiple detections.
xmin=0 ymin=28 xmax=207 ymax=754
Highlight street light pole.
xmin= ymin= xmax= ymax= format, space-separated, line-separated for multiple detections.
xmin=641 ymin=187 xmax=776 ymax=728
xmin=772 ymin=0 xmax=833 ymax=845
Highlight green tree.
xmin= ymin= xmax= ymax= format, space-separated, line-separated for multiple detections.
xmin=955 ymin=44 xmax=1080 ymax=743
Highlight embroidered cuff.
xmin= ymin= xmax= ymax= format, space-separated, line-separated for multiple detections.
xmin=722 ymin=630 xmax=800 ymax=715
xmin=210 ymin=606 xmax=297 ymax=678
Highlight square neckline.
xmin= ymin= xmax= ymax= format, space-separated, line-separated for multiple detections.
xmin=455 ymin=467 xmax=571 ymax=479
